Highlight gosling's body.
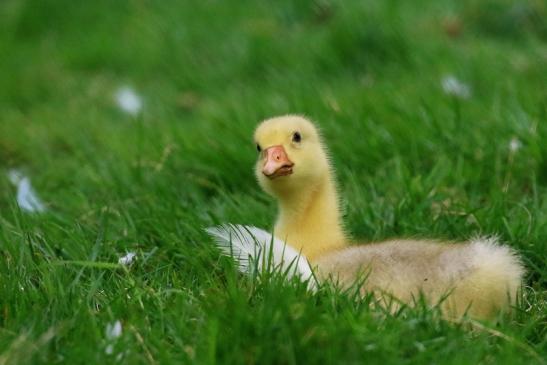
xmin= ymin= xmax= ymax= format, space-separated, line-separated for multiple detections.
xmin=253 ymin=115 xmax=524 ymax=320
xmin=315 ymin=237 xmax=523 ymax=319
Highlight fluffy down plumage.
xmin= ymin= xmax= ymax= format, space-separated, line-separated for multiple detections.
xmin=207 ymin=115 xmax=525 ymax=320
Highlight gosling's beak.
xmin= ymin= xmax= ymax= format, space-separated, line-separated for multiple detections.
xmin=262 ymin=145 xmax=294 ymax=179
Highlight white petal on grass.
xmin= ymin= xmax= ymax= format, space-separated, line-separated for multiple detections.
xmin=8 ymin=170 xmax=46 ymax=213
xmin=509 ymin=137 xmax=522 ymax=152
xmin=441 ymin=75 xmax=471 ymax=99
xmin=118 ymin=252 xmax=136 ymax=266
xmin=115 ymin=86 xmax=142 ymax=116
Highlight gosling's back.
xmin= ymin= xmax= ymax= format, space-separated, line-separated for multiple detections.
xmin=314 ymin=237 xmax=524 ymax=319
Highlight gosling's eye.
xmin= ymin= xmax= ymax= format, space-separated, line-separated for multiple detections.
xmin=292 ymin=132 xmax=302 ymax=143
xmin=256 ymin=144 xmax=262 ymax=152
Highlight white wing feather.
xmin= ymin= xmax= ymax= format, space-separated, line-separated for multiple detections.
xmin=206 ymin=224 xmax=316 ymax=288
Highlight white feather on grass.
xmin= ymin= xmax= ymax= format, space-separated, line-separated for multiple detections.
xmin=105 ymin=320 xmax=122 ymax=355
xmin=118 ymin=252 xmax=136 ymax=266
xmin=115 ymin=86 xmax=142 ymax=116
xmin=206 ymin=224 xmax=317 ymax=289
xmin=441 ymin=75 xmax=471 ymax=99
xmin=7 ymin=169 xmax=45 ymax=213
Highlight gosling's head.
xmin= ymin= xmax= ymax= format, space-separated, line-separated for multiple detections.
xmin=254 ymin=115 xmax=330 ymax=196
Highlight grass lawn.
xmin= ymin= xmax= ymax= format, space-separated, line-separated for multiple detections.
xmin=1 ymin=0 xmax=546 ymax=363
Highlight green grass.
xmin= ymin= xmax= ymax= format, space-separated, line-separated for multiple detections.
xmin=1 ymin=0 xmax=546 ymax=363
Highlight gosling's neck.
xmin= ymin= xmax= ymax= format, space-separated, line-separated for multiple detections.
xmin=274 ymin=175 xmax=347 ymax=261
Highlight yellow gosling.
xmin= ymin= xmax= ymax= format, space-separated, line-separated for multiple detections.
xmin=253 ymin=115 xmax=524 ymax=320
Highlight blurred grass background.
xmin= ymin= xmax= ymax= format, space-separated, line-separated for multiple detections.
xmin=0 ymin=0 xmax=546 ymax=363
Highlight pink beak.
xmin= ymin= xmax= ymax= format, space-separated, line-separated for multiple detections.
xmin=262 ymin=145 xmax=294 ymax=179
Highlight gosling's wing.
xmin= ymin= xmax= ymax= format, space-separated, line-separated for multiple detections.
xmin=205 ymin=224 xmax=316 ymax=287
